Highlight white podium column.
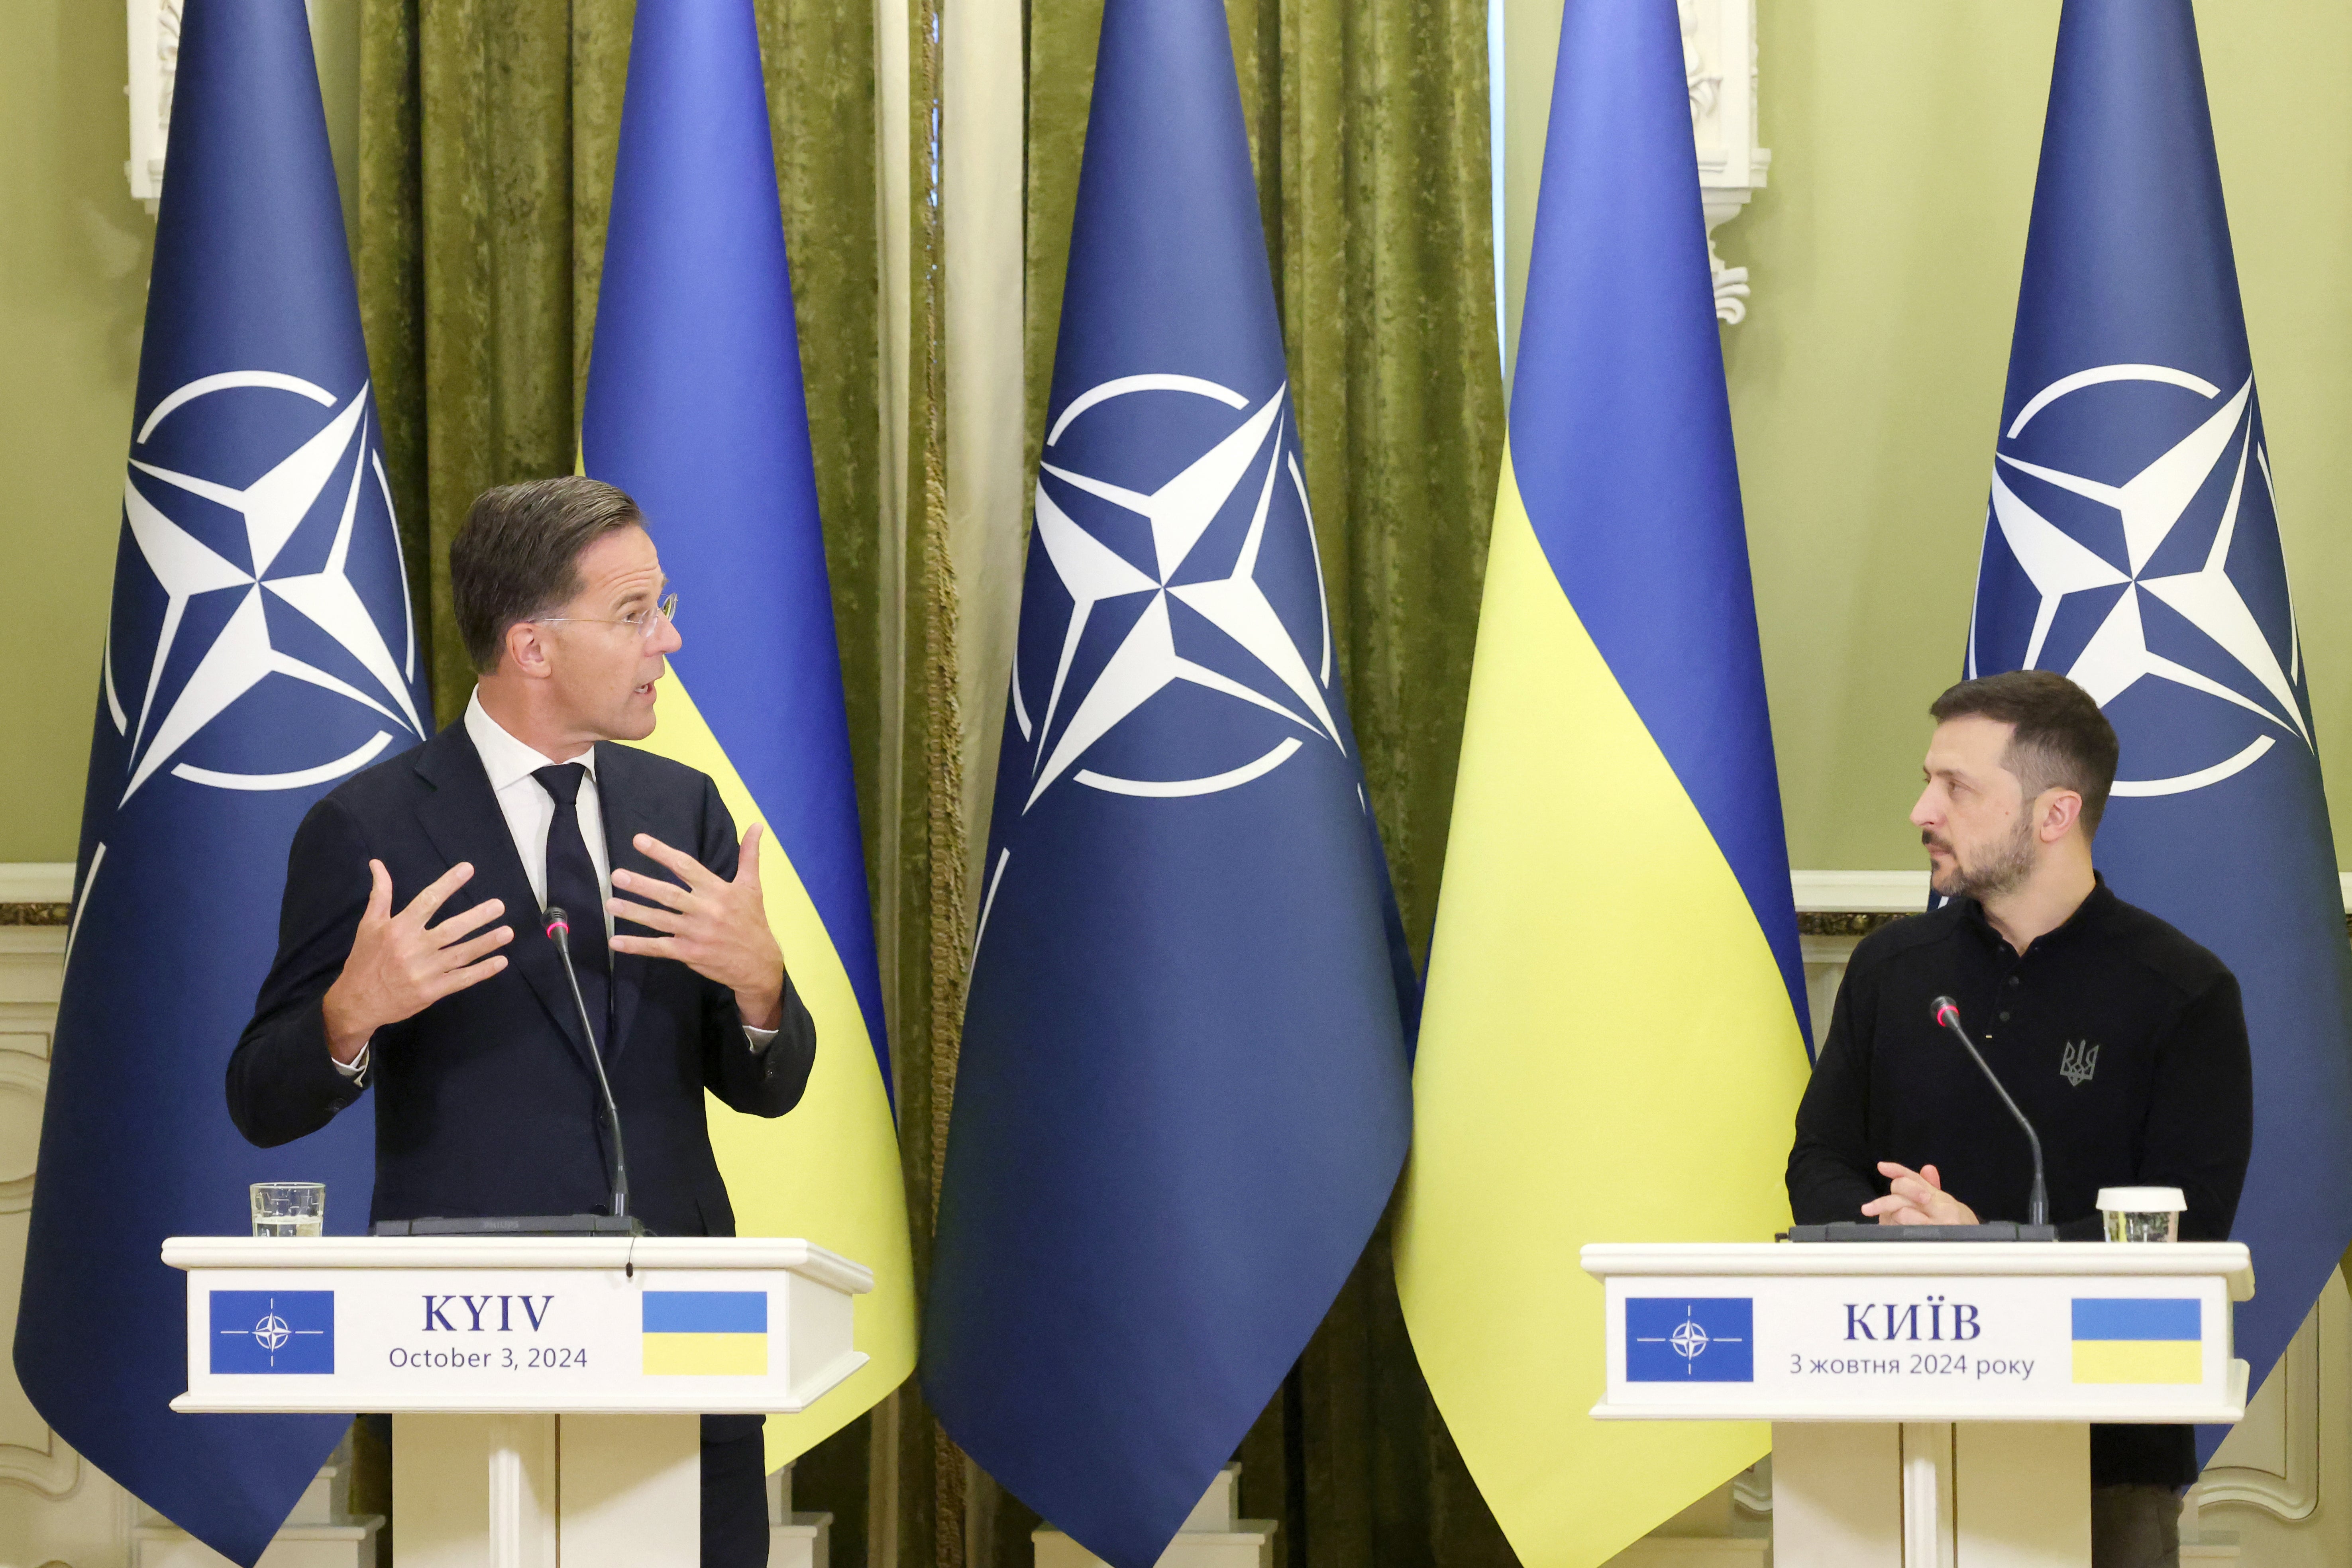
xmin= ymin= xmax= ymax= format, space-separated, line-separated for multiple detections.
xmin=392 ymin=1414 xmax=700 ymax=1568
xmin=1770 ymin=1420 xmax=2091 ymax=1568
xmin=556 ymin=1414 xmax=700 ymax=1568
xmin=395 ymin=1414 xmax=558 ymax=1568
xmin=1953 ymin=1423 xmax=2089 ymax=1567
xmin=1771 ymin=1423 xmax=1900 ymax=1566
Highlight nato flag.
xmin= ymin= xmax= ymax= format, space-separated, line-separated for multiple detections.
xmin=14 ymin=3 xmax=422 ymax=1560
xmin=1966 ymin=0 xmax=2352 ymax=1449
xmin=919 ymin=0 xmax=1414 ymax=1562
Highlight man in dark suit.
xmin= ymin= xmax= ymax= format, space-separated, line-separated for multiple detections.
xmin=229 ymin=476 xmax=815 ymax=1567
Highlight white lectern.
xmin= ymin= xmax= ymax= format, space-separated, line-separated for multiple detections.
xmin=1583 ymin=1242 xmax=2252 ymax=1568
xmin=166 ymin=1235 xmax=873 ymax=1567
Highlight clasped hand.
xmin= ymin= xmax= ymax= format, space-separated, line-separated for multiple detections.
xmin=607 ymin=825 xmax=785 ymax=1030
xmin=1861 ymin=1161 xmax=1981 ymax=1226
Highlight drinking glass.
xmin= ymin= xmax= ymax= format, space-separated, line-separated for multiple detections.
xmin=251 ymin=1181 xmax=326 ymax=1238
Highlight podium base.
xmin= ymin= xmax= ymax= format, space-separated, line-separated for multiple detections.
xmin=395 ymin=1412 xmax=698 ymax=1567
xmin=1774 ymin=1420 xmax=2089 ymax=1566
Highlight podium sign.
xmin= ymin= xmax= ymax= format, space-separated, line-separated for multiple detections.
xmin=166 ymin=1236 xmax=872 ymax=1415
xmin=1591 ymin=1242 xmax=2247 ymax=1423
xmin=167 ymin=1235 xmax=874 ymax=1566
xmin=1584 ymin=1242 xmax=2254 ymax=1568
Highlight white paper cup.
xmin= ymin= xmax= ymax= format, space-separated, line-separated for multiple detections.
xmin=2097 ymin=1186 xmax=2185 ymax=1243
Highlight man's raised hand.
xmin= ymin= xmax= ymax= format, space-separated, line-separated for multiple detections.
xmin=321 ymin=860 xmax=511 ymax=1064
xmin=607 ymin=824 xmax=786 ymax=1030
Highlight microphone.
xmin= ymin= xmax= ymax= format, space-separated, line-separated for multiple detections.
xmin=544 ymin=906 xmax=633 ymax=1224
xmin=1930 ymin=996 xmax=2048 ymax=1228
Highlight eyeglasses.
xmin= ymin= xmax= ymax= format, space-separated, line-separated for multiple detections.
xmin=536 ymin=592 xmax=679 ymax=643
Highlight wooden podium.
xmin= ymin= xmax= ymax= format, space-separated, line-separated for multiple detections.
xmin=165 ymin=1235 xmax=873 ymax=1567
xmin=1583 ymin=1241 xmax=2252 ymax=1567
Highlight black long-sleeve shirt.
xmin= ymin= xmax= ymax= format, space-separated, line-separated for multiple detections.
xmin=1787 ymin=875 xmax=2252 ymax=1488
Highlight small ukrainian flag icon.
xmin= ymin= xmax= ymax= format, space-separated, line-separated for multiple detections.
xmin=2071 ymin=1298 xmax=2202 ymax=1384
xmin=642 ymin=1291 xmax=768 ymax=1376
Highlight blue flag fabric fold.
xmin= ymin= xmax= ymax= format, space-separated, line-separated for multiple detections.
xmin=1967 ymin=0 xmax=2352 ymax=1455
xmin=580 ymin=0 xmax=917 ymax=1463
xmin=919 ymin=2 xmax=1414 ymax=1562
xmin=14 ymin=4 xmax=420 ymax=1562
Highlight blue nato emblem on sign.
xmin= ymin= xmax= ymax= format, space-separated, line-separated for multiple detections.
xmin=1627 ymin=1297 xmax=1754 ymax=1382
xmin=210 ymin=1291 xmax=334 ymax=1374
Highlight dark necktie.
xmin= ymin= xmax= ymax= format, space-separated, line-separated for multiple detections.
xmin=534 ymin=762 xmax=610 ymax=1053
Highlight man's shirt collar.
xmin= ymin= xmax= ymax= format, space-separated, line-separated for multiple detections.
xmin=463 ymin=687 xmax=598 ymax=792
xmin=1958 ymin=870 xmax=2113 ymax=956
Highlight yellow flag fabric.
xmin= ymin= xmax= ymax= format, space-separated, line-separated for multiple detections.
xmin=1395 ymin=471 xmax=1807 ymax=1564
xmin=1392 ymin=4 xmax=1814 ymax=1557
xmin=638 ymin=675 xmax=916 ymax=1468
xmin=579 ymin=3 xmax=919 ymax=1475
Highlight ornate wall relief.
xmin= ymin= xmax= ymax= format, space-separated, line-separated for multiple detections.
xmin=1679 ymin=0 xmax=1769 ymax=323
xmin=125 ymin=1 xmax=183 ymax=210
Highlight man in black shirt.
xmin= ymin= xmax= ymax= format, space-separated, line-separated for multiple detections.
xmin=1789 ymin=671 xmax=2252 ymax=1568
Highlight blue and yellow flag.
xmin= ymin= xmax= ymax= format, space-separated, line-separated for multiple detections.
xmin=581 ymin=1 xmax=914 ymax=1467
xmin=1393 ymin=1 xmax=1810 ymax=1561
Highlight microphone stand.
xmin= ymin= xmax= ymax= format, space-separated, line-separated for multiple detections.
xmin=545 ymin=905 xmax=635 ymax=1227
xmin=1932 ymin=995 xmax=2049 ymax=1228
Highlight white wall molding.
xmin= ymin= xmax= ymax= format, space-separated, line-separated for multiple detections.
xmin=0 ymin=867 xmax=73 ymax=906
xmin=1794 ymin=869 xmax=2352 ymax=913
xmin=1791 ymin=870 xmax=1927 ymax=914
xmin=1681 ymin=0 xmax=1768 ymax=323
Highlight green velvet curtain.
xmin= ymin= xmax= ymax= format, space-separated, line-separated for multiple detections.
xmin=353 ymin=0 xmax=1507 ymax=1562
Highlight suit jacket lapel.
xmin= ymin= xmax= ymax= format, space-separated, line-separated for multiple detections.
xmin=412 ymin=726 xmax=602 ymax=1082
xmin=597 ymin=745 xmax=660 ymax=1067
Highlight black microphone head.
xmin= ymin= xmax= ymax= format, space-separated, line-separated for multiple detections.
xmin=543 ymin=905 xmax=571 ymax=941
xmin=1931 ymin=995 xmax=1961 ymax=1029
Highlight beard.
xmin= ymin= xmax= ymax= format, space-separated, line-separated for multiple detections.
xmin=1925 ymin=814 xmax=2038 ymax=903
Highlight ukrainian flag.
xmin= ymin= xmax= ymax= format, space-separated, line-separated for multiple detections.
xmin=581 ymin=2 xmax=915 ymax=1468
xmin=644 ymin=1291 xmax=770 ymax=1377
xmin=1392 ymin=2 xmax=1810 ymax=1563
xmin=2072 ymin=1299 xmax=2204 ymax=1385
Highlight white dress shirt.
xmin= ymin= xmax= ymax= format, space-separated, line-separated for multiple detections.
xmin=465 ymin=689 xmax=614 ymax=935
xmin=334 ymin=690 xmax=772 ymax=1078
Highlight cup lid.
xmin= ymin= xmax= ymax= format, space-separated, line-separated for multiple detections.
xmin=2096 ymin=1186 xmax=2186 ymax=1212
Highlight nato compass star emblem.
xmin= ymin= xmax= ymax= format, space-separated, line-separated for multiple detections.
xmin=108 ymin=371 xmax=424 ymax=804
xmin=1012 ymin=374 xmax=1343 ymax=810
xmin=1971 ymin=365 xmax=2309 ymax=796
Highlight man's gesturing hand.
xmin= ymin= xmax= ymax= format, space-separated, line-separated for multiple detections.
xmin=1862 ymin=1161 xmax=1981 ymax=1227
xmin=321 ymin=861 xmax=511 ymax=1064
xmin=608 ymin=825 xmax=786 ymax=1030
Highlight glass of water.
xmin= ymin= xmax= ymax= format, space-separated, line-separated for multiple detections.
xmin=251 ymin=1182 xmax=326 ymax=1238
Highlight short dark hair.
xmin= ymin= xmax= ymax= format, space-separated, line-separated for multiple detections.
xmin=450 ymin=477 xmax=646 ymax=673
xmin=1930 ymin=670 xmax=2120 ymax=836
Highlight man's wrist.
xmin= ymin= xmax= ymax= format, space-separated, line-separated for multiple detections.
xmin=734 ymin=978 xmax=785 ymax=1032
xmin=320 ymin=980 xmax=377 ymax=1066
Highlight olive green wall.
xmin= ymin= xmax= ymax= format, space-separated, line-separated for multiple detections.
xmin=0 ymin=4 xmax=357 ymax=866
xmin=0 ymin=2 xmax=156 ymax=864
xmin=12 ymin=2 xmax=2352 ymax=872
xmin=1504 ymin=0 xmax=2352 ymax=871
